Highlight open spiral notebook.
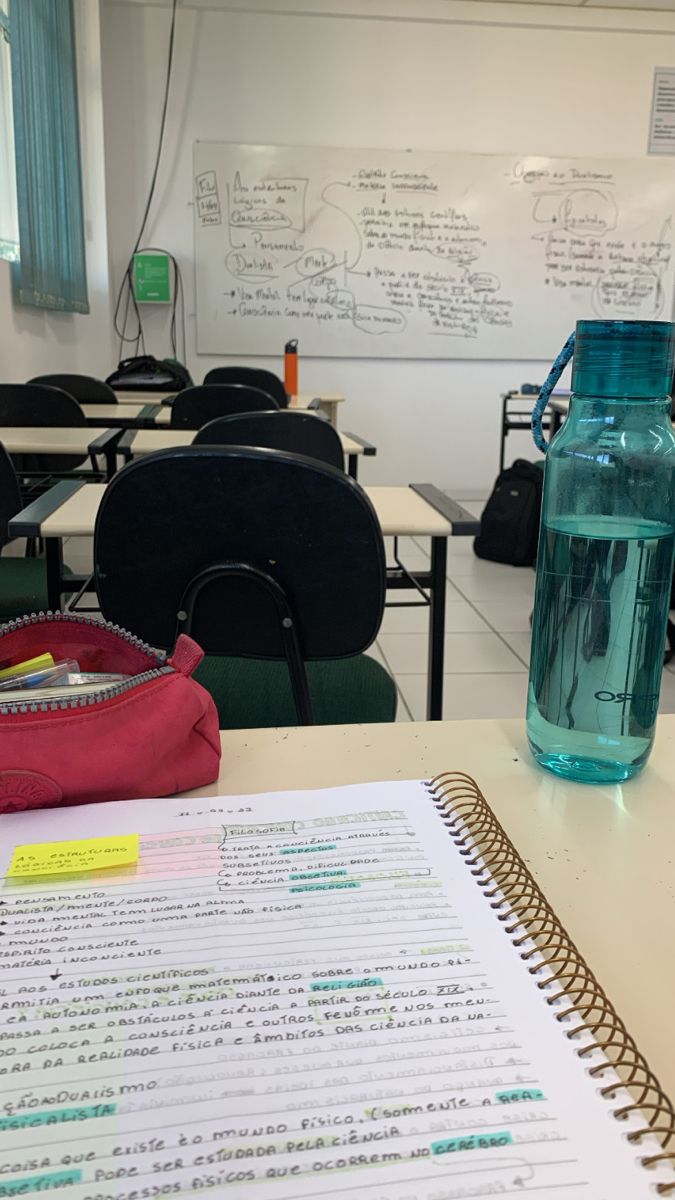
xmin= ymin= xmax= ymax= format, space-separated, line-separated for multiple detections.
xmin=0 ymin=774 xmax=672 ymax=1199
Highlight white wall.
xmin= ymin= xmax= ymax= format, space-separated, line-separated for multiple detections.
xmin=0 ymin=0 xmax=113 ymax=382
xmin=99 ymin=0 xmax=675 ymax=490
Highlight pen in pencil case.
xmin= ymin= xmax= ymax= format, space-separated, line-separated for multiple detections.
xmin=65 ymin=672 xmax=130 ymax=685
xmin=0 ymin=652 xmax=55 ymax=680
xmin=0 ymin=659 xmax=80 ymax=692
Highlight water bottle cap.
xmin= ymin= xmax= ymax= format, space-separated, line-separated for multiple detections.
xmin=572 ymin=320 xmax=675 ymax=398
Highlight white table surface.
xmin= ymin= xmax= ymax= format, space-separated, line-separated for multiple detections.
xmin=0 ymin=427 xmax=104 ymax=454
xmin=81 ymin=403 xmax=148 ymax=421
xmin=113 ymin=390 xmax=174 ymax=405
xmin=114 ymin=391 xmax=345 ymax=408
xmin=183 ymin=714 xmax=675 ymax=1103
xmin=141 ymin=404 xmax=343 ymax=428
xmin=151 ymin=404 xmax=349 ymax=426
xmin=291 ymin=393 xmax=344 ymax=427
xmin=36 ymin=483 xmax=450 ymax=539
xmin=39 ymin=484 xmax=107 ymax=537
xmin=290 ymin=392 xmax=345 ymax=407
xmin=504 ymin=391 xmax=569 ymax=401
xmin=366 ymin=485 xmax=452 ymax=535
xmin=125 ymin=428 xmax=364 ymax=457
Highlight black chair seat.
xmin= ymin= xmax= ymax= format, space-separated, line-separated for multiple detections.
xmin=0 ymin=558 xmax=73 ymax=621
xmin=194 ymin=654 xmax=396 ymax=728
xmin=0 ymin=558 xmax=51 ymax=621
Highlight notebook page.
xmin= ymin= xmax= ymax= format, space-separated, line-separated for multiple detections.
xmin=0 ymin=781 xmax=668 ymax=1200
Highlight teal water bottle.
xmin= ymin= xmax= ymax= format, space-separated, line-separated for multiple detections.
xmin=527 ymin=320 xmax=675 ymax=783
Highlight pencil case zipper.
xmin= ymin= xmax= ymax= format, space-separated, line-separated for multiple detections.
xmin=0 ymin=611 xmax=172 ymax=716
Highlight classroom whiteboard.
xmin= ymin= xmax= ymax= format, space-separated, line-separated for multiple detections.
xmin=193 ymin=142 xmax=675 ymax=360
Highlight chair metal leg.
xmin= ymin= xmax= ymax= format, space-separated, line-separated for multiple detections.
xmin=427 ymin=536 xmax=447 ymax=721
xmin=64 ymin=572 xmax=96 ymax=613
xmin=280 ymin=614 xmax=313 ymax=724
xmin=45 ymin=538 xmax=64 ymax=612
xmin=176 ymin=561 xmax=315 ymax=725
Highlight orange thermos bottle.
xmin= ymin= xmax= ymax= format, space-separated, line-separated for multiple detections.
xmin=284 ymin=339 xmax=298 ymax=396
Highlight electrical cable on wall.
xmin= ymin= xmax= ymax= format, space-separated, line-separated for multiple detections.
xmin=112 ymin=0 xmax=181 ymax=361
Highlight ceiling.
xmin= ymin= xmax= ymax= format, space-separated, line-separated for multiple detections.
xmin=484 ymin=0 xmax=675 ymax=8
xmin=104 ymin=0 xmax=675 ymax=12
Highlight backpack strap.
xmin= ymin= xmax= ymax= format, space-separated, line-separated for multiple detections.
xmin=531 ymin=332 xmax=575 ymax=454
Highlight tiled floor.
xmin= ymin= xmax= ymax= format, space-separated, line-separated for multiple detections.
xmin=25 ymin=494 xmax=675 ymax=725
xmin=369 ymin=496 xmax=675 ymax=724
xmin=372 ymin=496 xmax=534 ymax=721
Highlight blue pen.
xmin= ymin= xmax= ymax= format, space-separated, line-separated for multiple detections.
xmin=0 ymin=659 xmax=79 ymax=692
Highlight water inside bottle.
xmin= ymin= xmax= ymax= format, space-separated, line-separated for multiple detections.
xmin=527 ymin=515 xmax=675 ymax=783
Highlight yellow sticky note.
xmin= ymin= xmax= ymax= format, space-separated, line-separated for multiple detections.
xmin=7 ymin=834 xmax=139 ymax=878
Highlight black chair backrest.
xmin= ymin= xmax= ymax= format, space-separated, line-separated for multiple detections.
xmin=0 ymin=384 xmax=87 ymax=471
xmin=203 ymin=366 xmax=288 ymax=408
xmin=0 ymin=443 xmax=23 ymax=551
xmin=170 ymin=384 xmax=279 ymax=430
xmin=0 ymin=383 xmax=85 ymax=427
xmin=193 ymin=410 xmax=344 ymax=471
xmin=29 ymin=374 xmax=117 ymax=405
xmin=94 ymin=446 xmax=385 ymax=656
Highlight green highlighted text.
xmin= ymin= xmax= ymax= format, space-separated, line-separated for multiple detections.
xmin=310 ymin=978 xmax=383 ymax=991
xmin=0 ymin=1105 xmax=115 ymax=1132
xmin=289 ymin=882 xmax=361 ymax=893
xmin=431 ymin=1132 xmax=513 ymax=1155
xmin=280 ymin=844 xmax=337 ymax=854
xmin=0 ymin=1171 xmax=82 ymax=1196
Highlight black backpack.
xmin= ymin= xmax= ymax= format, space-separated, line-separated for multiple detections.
xmin=474 ymin=459 xmax=544 ymax=567
xmin=106 ymin=355 xmax=192 ymax=393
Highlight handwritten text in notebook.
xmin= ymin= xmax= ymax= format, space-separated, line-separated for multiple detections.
xmin=0 ymin=782 xmax=666 ymax=1198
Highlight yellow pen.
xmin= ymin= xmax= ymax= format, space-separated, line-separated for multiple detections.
xmin=0 ymin=653 xmax=55 ymax=681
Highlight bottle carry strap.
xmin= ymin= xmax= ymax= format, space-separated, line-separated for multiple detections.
xmin=531 ymin=331 xmax=575 ymax=454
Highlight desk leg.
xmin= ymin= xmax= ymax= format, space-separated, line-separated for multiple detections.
xmin=45 ymin=538 xmax=64 ymax=612
xmin=321 ymin=401 xmax=338 ymax=428
xmin=427 ymin=537 xmax=447 ymax=720
xmin=104 ymin=447 xmax=119 ymax=481
xmin=347 ymin=454 xmax=358 ymax=480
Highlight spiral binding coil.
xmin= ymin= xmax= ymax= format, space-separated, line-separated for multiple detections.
xmin=428 ymin=769 xmax=675 ymax=1194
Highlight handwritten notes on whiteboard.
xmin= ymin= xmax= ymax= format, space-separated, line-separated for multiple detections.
xmin=194 ymin=142 xmax=675 ymax=360
xmin=0 ymin=782 xmax=664 ymax=1198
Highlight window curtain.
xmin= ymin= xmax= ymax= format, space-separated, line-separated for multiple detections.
xmin=0 ymin=4 xmax=19 ymax=263
xmin=11 ymin=0 xmax=89 ymax=312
